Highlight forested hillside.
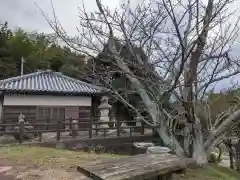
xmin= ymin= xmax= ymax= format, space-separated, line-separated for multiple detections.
xmin=0 ymin=22 xmax=90 ymax=81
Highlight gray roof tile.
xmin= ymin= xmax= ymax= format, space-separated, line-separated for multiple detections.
xmin=0 ymin=70 xmax=103 ymax=94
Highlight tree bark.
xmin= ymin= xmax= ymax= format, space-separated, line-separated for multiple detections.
xmin=204 ymin=109 xmax=240 ymax=151
xmin=192 ymin=118 xmax=207 ymax=165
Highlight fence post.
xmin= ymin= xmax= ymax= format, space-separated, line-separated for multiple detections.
xmin=104 ymin=128 xmax=106 ymax=137
xmin=116 ymin=119 xmax=120 ymax=137
xmin=141 ymin=120 xmax=144 ymax=135
xmin=18 ymin=114 xmax=25 ymax=144
xmin=66 ymin=117 xmax=71 ymax=131
xmin=72 ymin=120 xmax=78 ymax=138
xmin=56 ymin=120 xmax=61 ymax=141
xmin=38 ymin=132 xmax=42 ymax=142
xmin=89 ymin=117 xmax=93 ymax=139
xmin=152 ymin=127 xmax=155 ymax=136
xmin=95 ymin=121 xmax=98 ymax=136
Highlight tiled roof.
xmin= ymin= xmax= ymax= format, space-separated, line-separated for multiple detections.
xmin=0 ymin=70 xmax=103 ymax=94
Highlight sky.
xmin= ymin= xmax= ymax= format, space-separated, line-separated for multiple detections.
xmin=0 ymin=0 xmax=239 ymax=92
xmin=0 ymin=0 xmax=123 ymax=35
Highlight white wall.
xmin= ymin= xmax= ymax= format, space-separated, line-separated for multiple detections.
xmin=3 ymin=94 xmax=92 ymax=106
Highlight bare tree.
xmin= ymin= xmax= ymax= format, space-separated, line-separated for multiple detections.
xmin=43 ymin=0 xmax=240 ymax=164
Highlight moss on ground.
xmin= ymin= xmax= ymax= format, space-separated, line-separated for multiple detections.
xmin=0 ymin=145 xmax=239 ymax=180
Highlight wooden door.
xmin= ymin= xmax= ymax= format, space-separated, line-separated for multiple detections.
xmin=65 ymin=106 xmax=79 ymax=129
xmin=79 ymin=106 xmax=91 ymax=129
xmin=36 ymin=107 xmax=51 ymax=130
xmin=36 ymin=106 xmax=65 ymax=130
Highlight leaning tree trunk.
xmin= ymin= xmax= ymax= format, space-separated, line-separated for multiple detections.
xmin=96 ymin=0 xmax=208 ymax=163
xmin=107 ymin=38 xmax=185 ymax=156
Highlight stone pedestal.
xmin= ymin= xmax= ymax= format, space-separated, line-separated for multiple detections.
xmin=135 ymin=116 xmax=141 ymax=127
xmin=134 ymin=116 xmax=142 ymax=132
xmin=71 ymin=120 xmax=78 ymax=138
xmin=98 ymin=96 xmax=112 ymax=131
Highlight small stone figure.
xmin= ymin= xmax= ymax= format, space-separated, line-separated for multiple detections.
xmin=12 ymin=114 xmax=38 ymax=140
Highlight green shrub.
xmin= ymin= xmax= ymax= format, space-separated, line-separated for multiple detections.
xmin=208 ymin=152 xmax=219 ymax=164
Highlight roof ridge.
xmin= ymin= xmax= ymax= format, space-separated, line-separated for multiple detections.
xmin=53 ymin=71 xmax=103 ymax=90
xmin=0 ymin=70 xmax=104 ymax=94
xmin=0 ymin=71 xmax=43 ymax=84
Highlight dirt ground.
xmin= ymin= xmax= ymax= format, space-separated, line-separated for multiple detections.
xmin=0 ymin=146 xmax=239 ymax=180
xmin=0 ymin=146 xmax=117 ymax=180
xmin=0 ymin=160 xmax=15 ymax=180
xmin=0 ymin=159 xmax=89 ymax=180
xmin=1 ymin=159 xmax=239 ymax=180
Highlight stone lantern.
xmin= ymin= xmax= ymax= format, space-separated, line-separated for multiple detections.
xmin=98 ymin=96 xmax=112 ymax=130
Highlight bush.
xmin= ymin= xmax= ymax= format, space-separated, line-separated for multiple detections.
xmin=208 ymin=152 xmax=219 ymax=164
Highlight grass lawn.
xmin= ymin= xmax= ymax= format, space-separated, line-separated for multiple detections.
xmin=0 ymin=145 xmax=121 ymax=169
xmin=0 ymin=145 xmax=239 ymax=180
xmin=177 ymin=164 xmax=240 ymax=180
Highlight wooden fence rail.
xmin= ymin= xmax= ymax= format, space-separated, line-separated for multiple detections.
xmin=0 ymin=118 xmax=153 ymax=144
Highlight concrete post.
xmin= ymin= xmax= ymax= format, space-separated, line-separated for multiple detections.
xmin=135 ymin=116 xmax=141 ymax=127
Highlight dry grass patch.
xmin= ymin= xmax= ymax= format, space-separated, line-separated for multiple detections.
xmin=0 ymin=145 xmax=121 ymax=169
xmin=0 ymin=145 xmax=121 ymax=180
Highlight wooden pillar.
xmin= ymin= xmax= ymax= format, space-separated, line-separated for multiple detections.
xmin=38 ymin=132 xmax=42 ymax=142
xmin=116 ymin=118 xmax=120 ymax=137
xmin=130 ymin=127 xmax=132 ymax=137
xmin=56 ymin=120 xmax=61 ymax=141
xmin=65 ymin=117 xmax=70 ymax=131
xmin=228 ymin=140 xmax=234 ymax=169
xmin=89 ymin=116 xmax=93 ymax=139
xmin=227 ymin=140 xmax=234 ymax=169
xmin=141 ymin=120 xmax=144 ymax=135
xmin=91 ymin=96 xmax=98 ymax=119
xmin=0 ymin=92 xmax=4 ymax=131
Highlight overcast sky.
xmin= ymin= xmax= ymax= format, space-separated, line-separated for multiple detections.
xmin=0 ymin=0 xmax=239 ymax=92
xmin=0 ymin=0 xmax=123 ymax=35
